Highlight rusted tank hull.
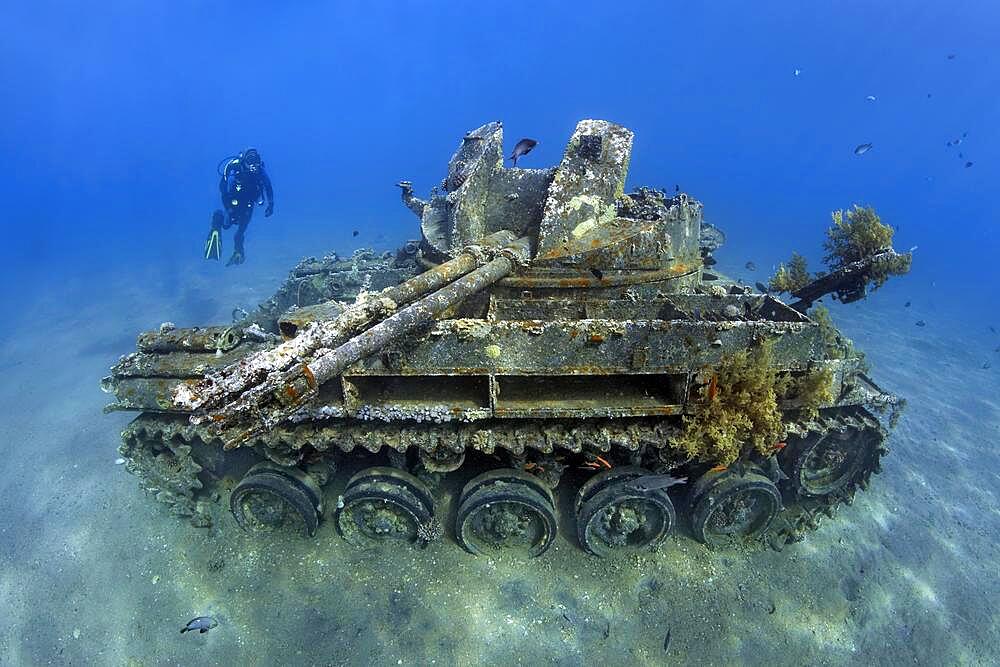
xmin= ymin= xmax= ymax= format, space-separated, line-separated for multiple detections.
xmin=102 ymin=120 xmax=905 ymax=556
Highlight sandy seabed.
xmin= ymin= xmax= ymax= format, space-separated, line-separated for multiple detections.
xmin=1 ymin=251 xmax=998 ymax=667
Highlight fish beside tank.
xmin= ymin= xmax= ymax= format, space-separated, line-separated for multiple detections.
xmin=101 ymin=119 xmax=911 ymax=557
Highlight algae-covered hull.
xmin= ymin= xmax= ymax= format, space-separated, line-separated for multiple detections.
xmin=102 ymin=120 xmax=904 ymax=557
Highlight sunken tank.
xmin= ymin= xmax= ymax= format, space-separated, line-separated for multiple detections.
xmin=102 ymin=120 xmax=907 ymax=556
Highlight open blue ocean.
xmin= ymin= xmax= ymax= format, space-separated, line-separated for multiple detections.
xmin=1 ymin=2 xmax=997 ymax=665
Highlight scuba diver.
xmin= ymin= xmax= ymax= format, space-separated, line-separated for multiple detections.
xmin=204 ymin=148 xmax=274 ymax=265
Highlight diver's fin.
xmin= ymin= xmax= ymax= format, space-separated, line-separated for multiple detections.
xmin=205 ymin=229 xmax=222 ymax=260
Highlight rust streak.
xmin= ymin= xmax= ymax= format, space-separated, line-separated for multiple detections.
xmin=556 ymin=278 xmax=592 ymax=288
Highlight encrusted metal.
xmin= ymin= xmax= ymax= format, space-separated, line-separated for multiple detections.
xmin=102 ymin=119 xmax=905 ymax=554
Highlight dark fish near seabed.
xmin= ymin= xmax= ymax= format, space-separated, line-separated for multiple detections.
xmin=626 ymin=474 xmax=687 ymax=493
xmin=854 ymin=143 xmax=873 ymax=156
xmin=755 ymin=281 xmax=769 ymax=293
xmin=352 ymin=230 xmax=359 ymax=237
xmin=983 ymin=362 xmax=991 ymax=370
xmin=589 ymin=267 xmax=604 ymax=280
xmin=663 ymin=627 xmax=672 ymax=651
xmin=509 ymin=138 xmax=537 ymax=167
xmin=965 ymin=161 xmax=973 ymax=168
xmin=745 ymin=261 xmax=757 ymax=271
xmin=904 ymin=301 xmax=911 ymax=307
xmin=181 ymin=616 xmax=218 ymax=634
xmin=767 ymin=457 xmax=789 ymax=482
xmin=915 ymin=320 xmax=926 ymax=327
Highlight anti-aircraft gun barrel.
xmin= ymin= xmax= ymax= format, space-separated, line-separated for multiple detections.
xmin=182 ymin=234 xmax=531 ymax=448
xmin=308 ymin=238 xmax=530 ymax=383
xmin=173 ymin=230 xmax=520 ymax=416
xmin=789 ymin=247 xmax=912 ymax=312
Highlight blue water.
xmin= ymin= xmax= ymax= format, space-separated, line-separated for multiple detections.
xmin=2 ymin=2 xmax=999 ymax=664
xmin=3 ymin=2 xmax=997 ymax=310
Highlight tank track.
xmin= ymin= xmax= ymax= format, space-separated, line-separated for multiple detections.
xmin=770 ymin=407 xmax=889 ymax=549
xmin=119 ymin=417 xmax=213 ymax=527
xmin=118 ymin=413 xmax=682 ymax=524
xmin=120 ymin=407 xmax=888 ymax=544
xmin=124 ymin=412 xmax=682 ymax=463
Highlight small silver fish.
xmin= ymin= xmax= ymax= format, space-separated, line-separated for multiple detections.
xmin=509 ymin=138 xmax=537 ymax=167
xmin=626 ymin=474 xmax=687 ymax=493
xmin=181 ymin=616 xmax=218 ymax=634
xmin=865 ymin=95 xmax=877 ymax=102
xmin=854 ymin=143 xmax=873 ymax=156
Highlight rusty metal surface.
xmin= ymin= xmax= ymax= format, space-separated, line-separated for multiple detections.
xmin=108 ymin=344 xmax=270 ymax=379
xmin=103 ymin=376 xmax=187 ymax=412
xmin=171 ymin=232 xmax=519 ymax=417
xmin=242 ymin=247 xmax=421 ymax=334
xmin=180 ymin=236 xmax=531 ymax=448
xmin=404 ymin=122 xmax=556 ymax=258
xmin=102 ymin=119 xmax=902 ymax=453
xmin=536 ymin=120 xmax=633 ymax=260
xmin=278 ymin=301 xmax=346 ymax=339
xmin=308 ymin=239 xmax=529 ymax=384
xmin=360 ymin=317 xmax=824 ymax=376
xmin=137 ymin=326 xmax=241 ymax=353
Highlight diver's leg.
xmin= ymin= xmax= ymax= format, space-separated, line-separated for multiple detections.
xmin=234 ymin=223 xmax=247 ymax=257
xmin=227 ymin=217 xmax=249 ymax=265
xmin=227 ymin=224 xmax=247 ymax=265
xmin=204 ymin=210 xmax=224 ymax=260
xmin=226 ymin=204 xmax=253 ymax=265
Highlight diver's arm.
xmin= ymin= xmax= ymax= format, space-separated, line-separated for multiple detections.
xmin=261 ymin=169 xmax=274 ymax=216
xmin=220 ymin=161 xmax=236 ymax=198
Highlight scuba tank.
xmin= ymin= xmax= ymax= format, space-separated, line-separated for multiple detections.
xmin=216 ymin=154 xmax=240 ymax=176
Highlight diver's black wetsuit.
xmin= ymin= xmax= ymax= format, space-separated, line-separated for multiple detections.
xmin=219 ymin=151 xmax=274 ymax=265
